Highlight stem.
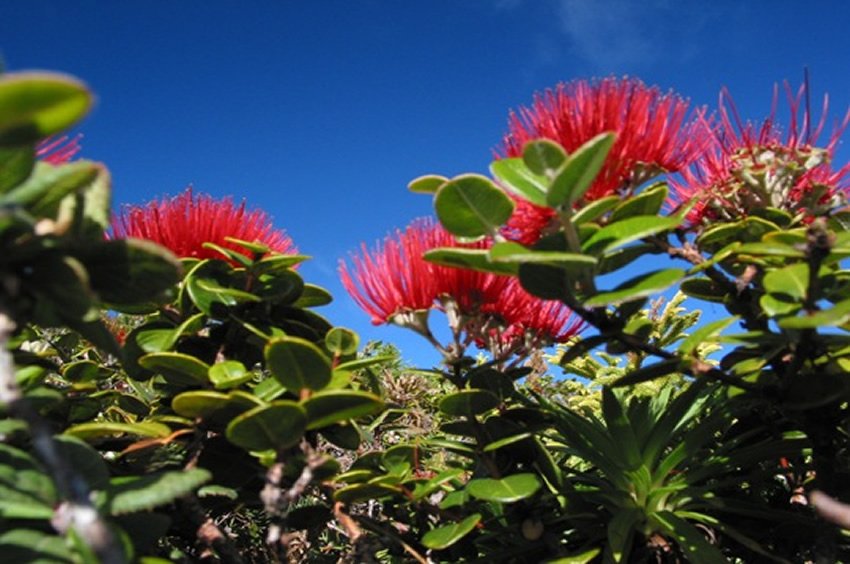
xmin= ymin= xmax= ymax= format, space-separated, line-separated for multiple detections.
xmin=0 ymin=311 xmax=125 ymax=564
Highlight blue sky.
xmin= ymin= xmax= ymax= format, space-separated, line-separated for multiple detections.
xmin=3 ymin=1 xmax=850 ymax=366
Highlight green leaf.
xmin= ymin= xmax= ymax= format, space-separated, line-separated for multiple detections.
xmin=601 ymin=388 xmax=641 ymax=469
xmin=65 ymin=421 xmax=171 ymax=441
xmin=302 ymin=389 xmax=384 ymax=429
xmin=488 ymin=241 xmax=597 ymax=266
xmin=609 ymin=182 xmax=668 ymax=221
xmin=79 ymin=238 xmax=181 ymax=311
xmin=421 ymin=514 xmax=481 ymax=550
xmin=763 ymin=263 xmax=809 ymax=300
xmin=209 ymin=360 xmax=252 ymax=389
xmin=523 ymin=139 xmax=567 ymax=177
xmin=547 ymin=132 xmax=615 ymax=207
xmin=172 ymin=390 xmax=262 ymax=427
xmin=1 ymin=160 xmax=97 ymax=216
xmin=572 ymin=195 xmax=620 ymax=224
xmin=265 ymin=336 xmax=332 ymax=391
xmin=0 ymin=444 xmax=56 ymax=513
xmin=434 ymin=174 xmax=514 ymax=238
xmin=439 ymin=389 xmax=500 ymax=416
xmin=335 ymin=355 xmax=397 ymax=372
xmin=101 ymin=468 xmax=211 ymax=515
xmin=582 ymin=215 xmax=681 ymax=255
xmin=0 ymin=72 xmax=92 ymax=145
xmin=584 ymin=269 xmax=685 ymax=307
xmin=408 ymin=174 xmax=448 ymax=194
xmin=325 ymin=327 xmax=359 ymax=356
xmin=467 ymin=473 xmax=541 ymax=503
xmin=424 ymin=247 xmax=517 ymax=275
xmin=139 ymin=352 xmax=210 ymax=386
xmin=333 ymin=482 xmax=400 ymax=504
xmin=292 ymin=283 xmax=333 ymax=307
xmin=678 ymin=316 xmax=739 ymax=355
xmin=651 ymin=511 xmax=727 ymax=564
xmin=606 ymin=508 xmax=640 ymax=563
xmin=0 ymin=529 xmax=75 ymax=563
xmin=736 ymin=241 xmax=805 ymax=258
xmin=225 ymin=401 xmax=307 ymax=451
xmin=779 ymin=299 xmax=850 ymax=329
xmin=490 ymin=158 xmax=548 ymax=206
xmin=680 ymin=277 xmax=727 ymax=303
xmin=0 ymin=145 xmax=34 ymax=193
xmin=482 ymin=432 xmax=533 ymax=452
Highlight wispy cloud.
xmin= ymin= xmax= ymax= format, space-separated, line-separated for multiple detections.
xmin=556 ymin=0 xmax=721 ymax=70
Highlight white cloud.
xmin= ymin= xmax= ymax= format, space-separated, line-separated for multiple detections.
xmin=556 ymin=0 xmax=719 ymax=69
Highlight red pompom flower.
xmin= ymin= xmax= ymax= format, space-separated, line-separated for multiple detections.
xmin=669 ymin=82 xmax=850 ymax=224
xmin=499 ymin=77 xmax=707 ymax=243
xmin=37 ymin=134 xmax=82 ymax=165
xmin=111 ymin=187 xmax=297 ymax=261
xmin=340 ymin=218 xmax=583 ymax=351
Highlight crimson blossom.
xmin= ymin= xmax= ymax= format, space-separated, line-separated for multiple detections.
xmin=36 ymin=135 xmax=82 ymax=165
xmin=669 ymin=83 xmax=850 ymax=224
xmin=340 ymin=218 xmax=583 ymax=352
xmin=499 ymin=76 xmax=707 ymax=244
xmin=111 ymin=187 xmax=296 ymax=262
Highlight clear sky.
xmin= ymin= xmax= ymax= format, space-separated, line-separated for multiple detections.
xmin=3 ymin=1 xmax=850 ymax=366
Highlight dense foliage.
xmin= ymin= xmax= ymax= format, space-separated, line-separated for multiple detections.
xmin=2 ymin=69 xmax=850 ymax=563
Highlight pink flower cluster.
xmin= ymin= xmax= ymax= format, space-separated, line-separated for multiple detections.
xmin=500 ymin=77 xmax=707 ymax=243
xmin=111 ymin=187 xmax=296 ymax=262
xmin=670 ymin=84 xmax=850 ymax=222
xmin=340 ymin=218 xmax=583 ymax=351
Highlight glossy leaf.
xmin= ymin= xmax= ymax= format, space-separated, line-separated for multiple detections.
xmin=0 ymin=72 xmax=92 ymax=145
xmin=490 ymin=158 xmax=548 ymax=206
xmin=434 ymin=174 xmax=514 ymax=238
xmin=139 ymin=352 xmax=210 ymax=386
xmin=265 ymin=336 xmax=332 ymax=391
xmin=302 ymin=389 xmax=384 ymax=429
xmin=424 ymin=247 xmax=517 ymax=275
xmin=439 ymin=389 xmax=500 ymax=416
xmin=101 ymin=468 xmax=211 ymax=515
xmin=467 ymin=473 xmax=541 ymax=503
xmin=582 ymin=215 xmax=681 ymax=255
xmin=609 ymin=183 xmax=668 ymax=221
xmin=488 ymin=241 xmax=597 ymax=266
xmin=209 ymin=360 xmax=252 ymax=389
xmin=65 ymin=421 xmax=172 ymax=441
xmin=225 ymin=401 xmax=307 ymax=451
xmin=325 ymin=327 xmax=359 ymax=356
xmin=0 ymin=146 xmax=34 ymax=194
xmin=571 ymin=195 xmax=620 ymax=224
xmin=584 ymin=269 xmax=685 ymax=307
xmin=421 ymin=513 xmax=481 ymax=550
xmin=547 ymin=132 xmax=615 ymax=207
xmin=408 ymin=174 xmax=447 ymax=194
xmin=523 ymin=139 xmax=567 ymax=177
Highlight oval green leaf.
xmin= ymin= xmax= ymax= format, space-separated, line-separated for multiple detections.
xmin=421 ymin=513 xmax=481 ymax=550
xmin=225 ymin=401 xmax=307 ymax=451
xmin=434 ymin=174 xmax=514 ymax=238
xmin=439 ymin=389 xmax=500 ymax=416
xmin=265 ymin=336 xmax=332 ymax=391
xmin=466 ymin=473 xmax=541 ymax=503
xmin=302 ymin=389 xmax=384 ymax=429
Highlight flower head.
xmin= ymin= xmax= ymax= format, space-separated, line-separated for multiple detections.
xmin=37 ymin=134 xmax=82 ymax=165
xmin=670 ymin=83 xmax=850 ymax=224
xmin=111 ymin=187 xmax=296 ymax=262
xmin=499 ymin=77 xmax=707 ymax=243
xmin=340 ymin=218 xmax=583 ymax=350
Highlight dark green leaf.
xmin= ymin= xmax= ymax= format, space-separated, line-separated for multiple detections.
xmin=65 ymin=421 xmax=171 ymax=441
xmin=139 ymin=352 xmax=210 ymax=386
xmin=209 ymin=360 xmax=252 ymax=389
xmin=582 ymin=215 xmax=681 ymax=255
xmin=293 ymin=283 xmax=333 ymax=307
xmin=548 ymin=132 xmax=615 ymax=207
xmin=490 ymin=158 xmax=548 ymax=206
xmin=609 ymin=183 xmax=668 ymax=222
xmin=522 ymin=139 xmax=567 ymax=178
xmin=572 ymin=195 xmax=620 ymax=224
xmin=302 ymin=390 xmax=384 ymax=429
xmin=434 ymin=174 xmax=514 ymax=238
xmin=102 ymin=469 xmax=211 ymax=515
xmin=0 ymin=145 xmax=34 ymax=193
xmin=439 ymin=389 xmax=500 ymax=416
xmin=584 ymin=269 xmax=685 ymax=307
xmin=225 ymin=401 xmax=307 ymax=451
xmin=488 ymin=241 xmax=597 ymax=266
xmin=325 ymin=327 xmax=359 ymax=356
xmin=467 ymin=473 xmax=541 ymax=502
xmin=265 ymin=336 xmax=332 ymax=391
xmin=424 ymin=247 xmax=517 ymax=275
xmin=421 ymin=514 xmax=481 ymax=550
